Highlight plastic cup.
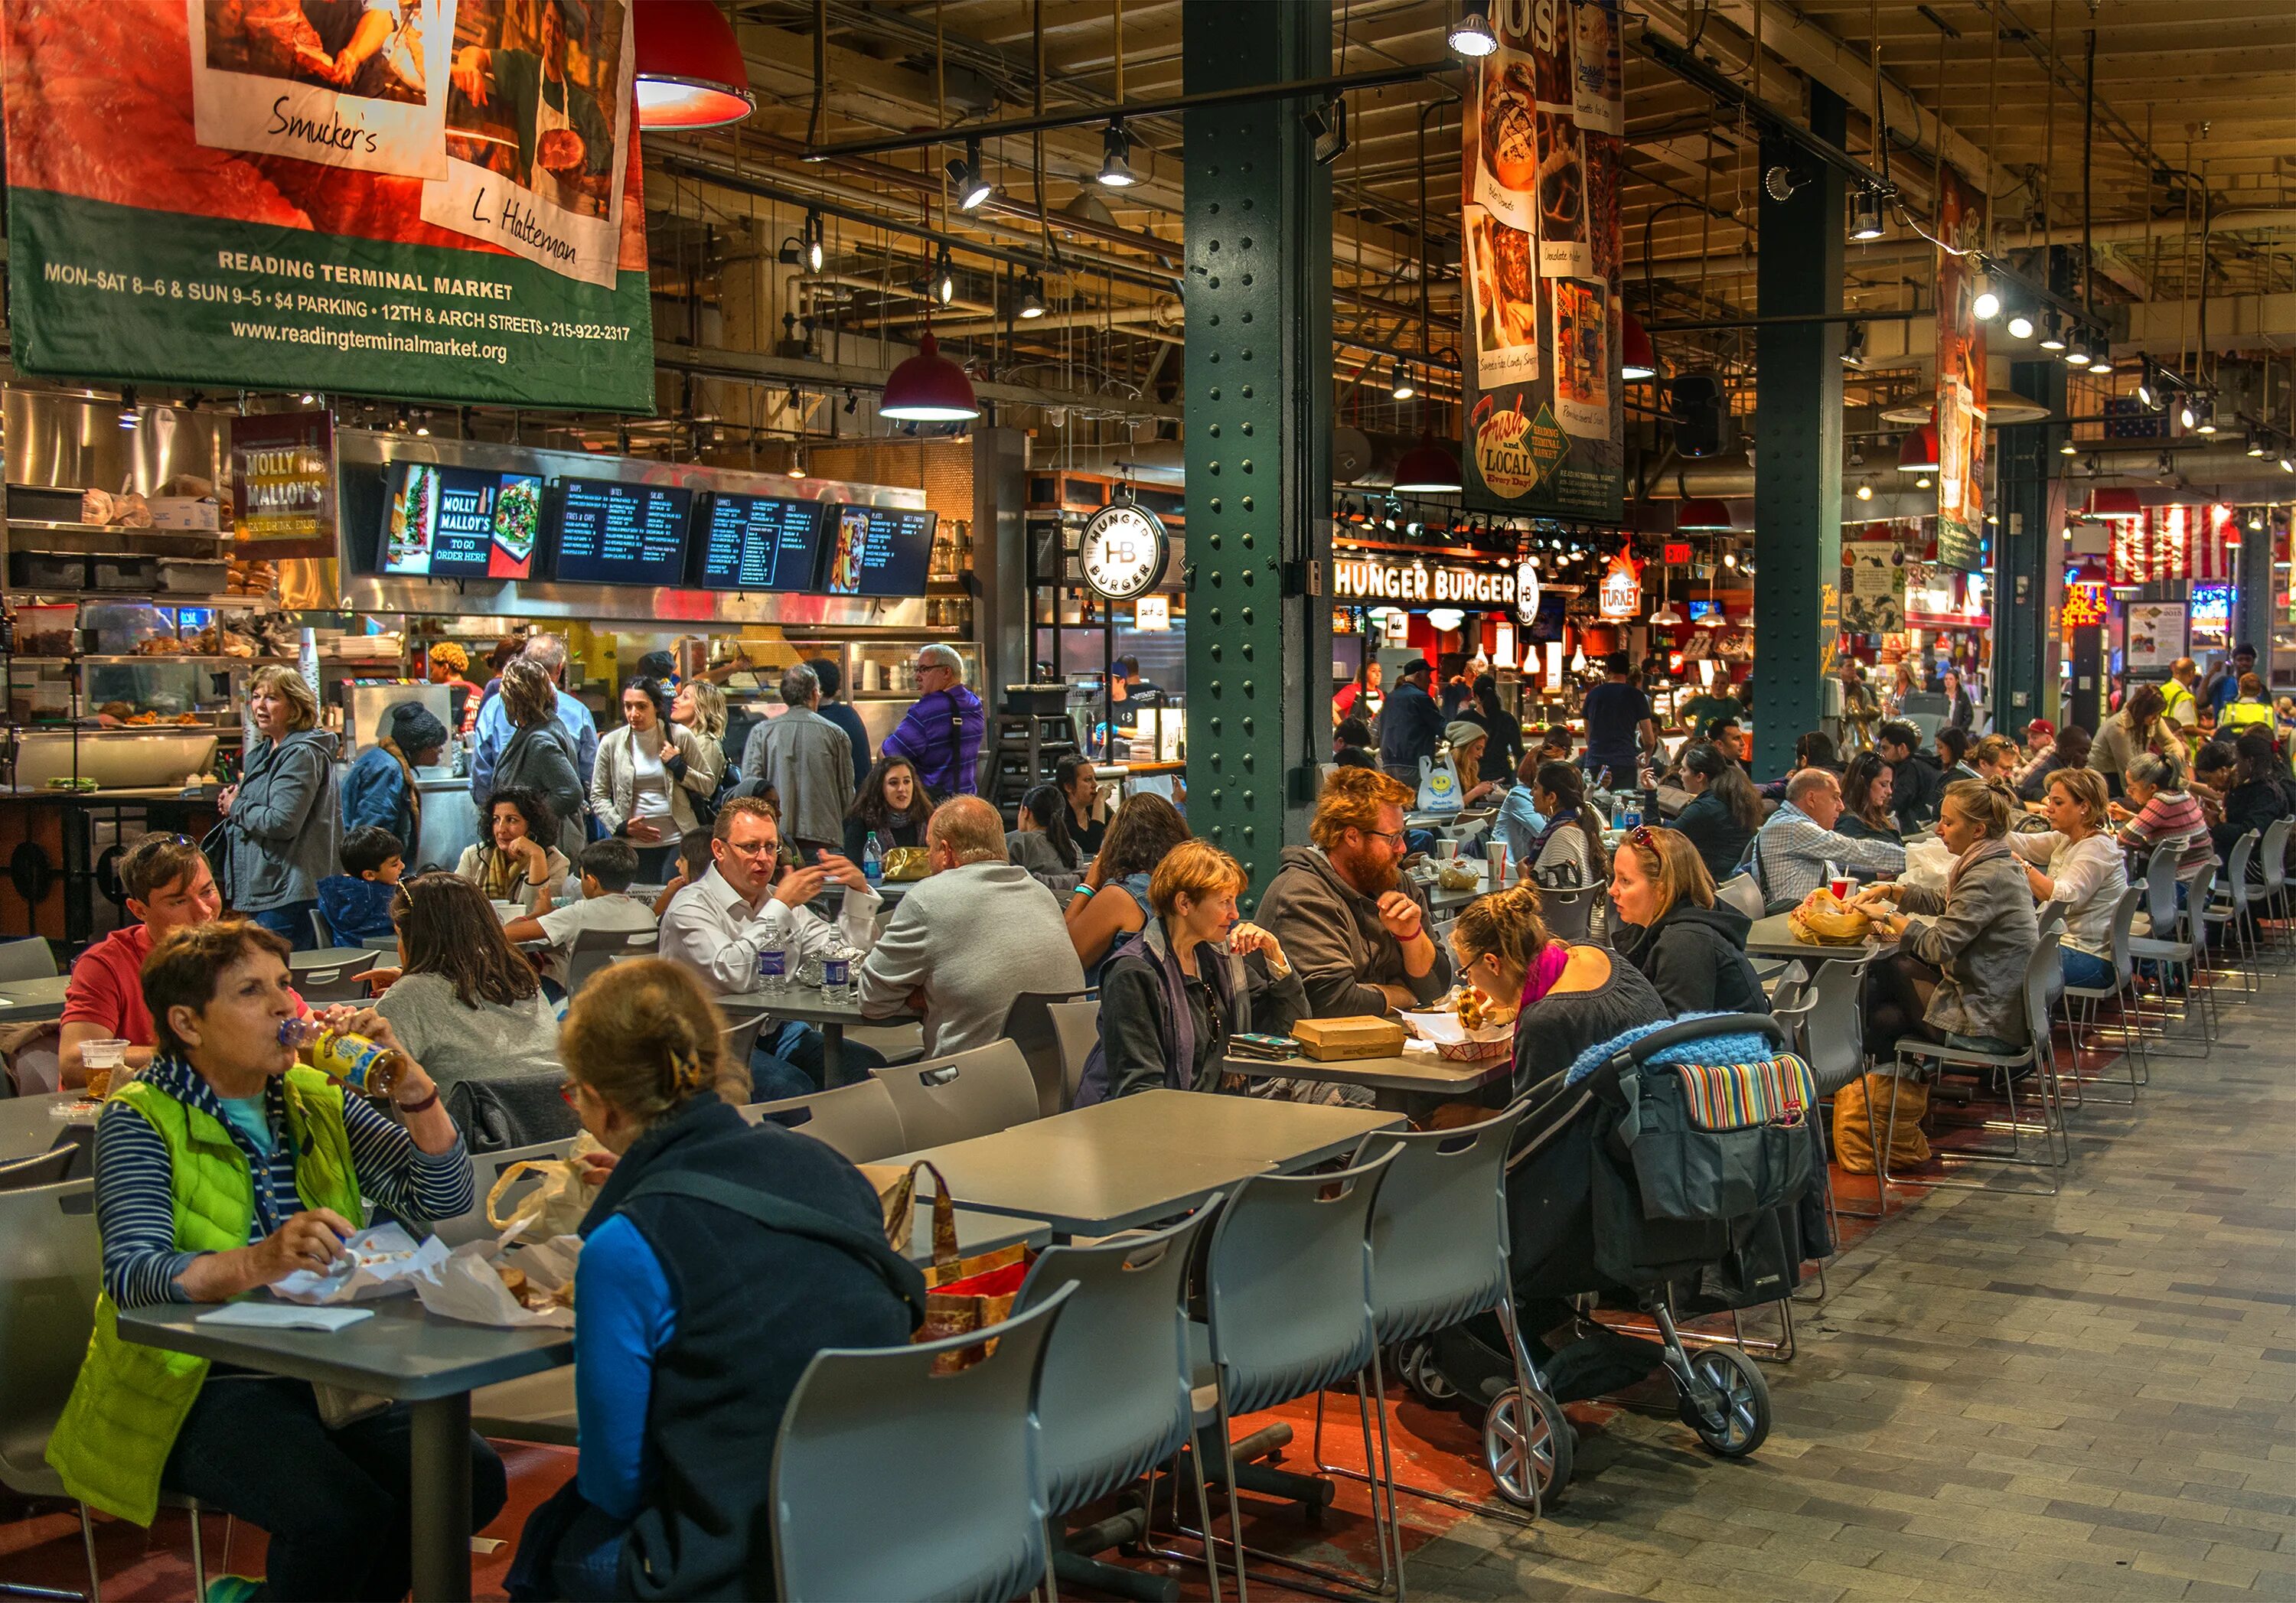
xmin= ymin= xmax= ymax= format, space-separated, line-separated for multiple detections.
xmin=80 ymin=1039 xmax=128 ymax=1070
xmin=1485 ymin=842 xmax=1509 ymax=886
xmin=1828 ymin=875 xmax=1852 ymax=902
xmin=1437 ymin=839 xmax=1459 ymax=860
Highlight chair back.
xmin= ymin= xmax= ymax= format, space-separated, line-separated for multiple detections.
xmin=996 ymin=990 xmax=1086 ymax=1120
xmin=293 ymin=948 xmax=380 ymax=1005
xmin=1014 ymin=1207 xmax=1217 ymax=1517
xmin=1201 ymin=1148 xmax=1397 ymax=1416
xmin=2187 ymin=862 xmax=2219 ymax=943
xmin=1354 ymin=1103 xmax=1529 ymax=1344
xmin=0 ymin=1180 xmax=98 ymax=1497
xmin=441 ymin=1074 xmax=579 ymax=1155
xmin=0 ymin=938 xmax=57 ymax=983
xmin=1539 ymin=886 xmax=1602 ymax=944
xmin=870 ymin=1041 xmax=1039 ymax=1148
xmin=1798 ymin=956 xmax=1870 ymax=1095
xmin=1714 ymin=874 xmax=1766 ymax=921
xmin=2224 ymin=832 xmax=2258 ymax=911
xmin=2034 ymin=901 xmax=2066 ymax=939
xmin=432 ymin=1135 xmax=582 ymax=1246
xmin=1047 ymin=1001 xmax=1101 ymax=1113
xmin=0 ymin=1147 xmax=76 ymax=1193
xmin=2262 ymin=818 xmax=2293 ymax=894
xmin=719 ymin=1011 xmax=768 ymax=1082
xmin=2105 ymin=883 xmax=2144 ymax=977
xmin=308 ymin=907 xmax=336 ymax=950
xmin=744 ymin=1077 xmax=908 ymax=1162
xmin=2021 ymin=930 xmax=2064 ymax=1047
xmin=771 ymin=1284 xmax=1074 ymax=1603
xmin=563 ymin=924 xmax=660 ymax=999
xmin=2142 ymin=845 xmax=2180 ymax=941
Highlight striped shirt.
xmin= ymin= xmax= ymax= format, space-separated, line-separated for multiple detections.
xmin=93 ymin=1054 xmax=474 ymax=1309
xmin=2115 ymin=790 xmax=2213 ymax=881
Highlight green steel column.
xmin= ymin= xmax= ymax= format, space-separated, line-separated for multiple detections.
xmin=1182 ymin=0 xmax=1334 ymax=904
xmin=1993 ymin=358 xmax=2068 ymax=728
xmin=2237 ymin=492 xmax=2275 ymax=662
xmin=1750 ymin=88 xmax=1847 ymax=777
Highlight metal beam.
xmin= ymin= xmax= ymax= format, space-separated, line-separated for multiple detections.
xmin=651 ymin=341 xmax=1182 ymax=421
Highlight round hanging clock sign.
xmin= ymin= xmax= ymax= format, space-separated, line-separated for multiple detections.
xmin=1078 ymin=500 xmax=1171 ymax=602
xmin=1515 ymin=560 xmax=1541 ymax=626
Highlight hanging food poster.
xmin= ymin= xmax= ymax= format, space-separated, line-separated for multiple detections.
xmin=1462 ymin=0 xmax=1624 ymax=522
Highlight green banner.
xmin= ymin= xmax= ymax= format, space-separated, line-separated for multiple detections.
xmin=10 ymin=188 xmax=651 ymax=411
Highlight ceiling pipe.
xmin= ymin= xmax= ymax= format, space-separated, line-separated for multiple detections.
xmin=1639 ymin=438 xmax=2296 ymax=500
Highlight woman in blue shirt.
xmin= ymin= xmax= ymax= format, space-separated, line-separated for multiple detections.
xmin=506 ymin=958 xmax=920 ymax=1601
xmin=340 ymin=701 xmax=449 ymax=857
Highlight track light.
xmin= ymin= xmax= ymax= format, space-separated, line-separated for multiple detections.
xmin=1848 ymin=188 xmax=1884 ymax=241
xmin=788 ymin=446 xmax=806 ymax=479
xmin=1916 ymin=474 xmax=1932 ymax=490
xmin=843 ymin=389 xmax=859 ymax=415
xmin=1763 ymin=165 xmax=1805 ymax=203
xmin=300 ymin=390 xmax=320 ymax=406
xmin=933 ymin=246 xmax=956 ymax=306
xmin=2063 ymin=327 xmax=2090 ymax=366
xmin=804 ymin=211 xmax=824 ymax=274
xmin=2179 ymin=399 xmax=2197 ymax=430
xmin=2039 ymin=311 xmax=2066 ymax=353
xmin=1017 ymin=275 xmax=1046 ymax=319
xmin=2135 ymin=363 xmax=2159 ymax=409
xmin=2060 ymin=437 xmax=2078 ymax=456
xmin=2007 ymin=311 xmax=2035 ymax=340
xmin=1841 ymin=321 xmax=1867 ymax=367
xmin=947 ymin=138 xmax=995 ymax=211
xmin=413 ymin=411 xmax=430 ymax=436
xmin=1971 ymin=271 xmax=2001 ymax=322
xmin=1447 ymin=0 xmax=1499 ymax=57
xmin=116 ymin=386 xmax=138 ymax=429
xmin=1390 ymin=360 xmax=1415 ymax=401
xmin=2281 ymin=456 xmax=2294 ymax=474
xmin=2248 ymin=432 xmax=2267 ymax=458
xmin=1097 ymin=120 xmax=1139 ymax=188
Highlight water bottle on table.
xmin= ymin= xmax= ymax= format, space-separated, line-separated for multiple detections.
xmin=755 ymin=940 xmax=789 ymax=994
xmin=862 ymin=831 xmax=884 ymax=888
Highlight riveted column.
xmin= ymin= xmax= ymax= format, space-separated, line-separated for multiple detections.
xmin=1750 ymin=87 xmax=1847 ymax=777
xmin=1994 ymin=358 xmax=2068 ymax=728
xmin=1183 ymin=0 xmax=1333 ymax=904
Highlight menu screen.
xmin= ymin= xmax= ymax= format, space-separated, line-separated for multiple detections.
xmin=820 ymin=504 xmax=938 ymax=597
xmin=548 ymin=479 xmax=694 ymax=587
xmin=378 ymin=464 xmax=543 ymax=579
xmin=694 ymin=494 xmax=827 ymax=591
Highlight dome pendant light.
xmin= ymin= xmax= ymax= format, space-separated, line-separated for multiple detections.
xmin=1447 ymin=0 xmax=1499 ymax=57
xmin=634 ymin=0 xmax=756 ymax=130
xmin=1621 ymin=310 xmax=1658 ymax=381
xmin=880 ymin=331 xmax=979 ymax=422
xmin=1097 ymin=121 xmax=1140 ymax=188
xmin=1392 ymin=432 xmax=1463 ymax=494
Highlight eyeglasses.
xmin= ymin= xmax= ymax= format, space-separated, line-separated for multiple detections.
xmin=1362 ymin=828 xmax=1409 ymax=850
xmin=723 ymin=836 xmax=779 ymax=858
xmin=558 ymin=1078 xmax=579 ymax=1106
xmin=1626 ymin=824 xmax=1660 ymax=851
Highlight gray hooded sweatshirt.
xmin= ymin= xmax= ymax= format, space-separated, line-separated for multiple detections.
xmin=1256 ymin=845 xmax=1454 ymax=1018
xmin=223 ymin=727 xmax=340 ymax=912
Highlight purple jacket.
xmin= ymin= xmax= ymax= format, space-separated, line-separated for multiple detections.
xmin=881 ymin=683 xmax=984 ymax=797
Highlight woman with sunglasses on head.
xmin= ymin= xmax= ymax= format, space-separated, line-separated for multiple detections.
xmin=1608 ymin=826 xmax=1770 ymax=1016
xmin=368 ymin=872 xmax=559 ymax=1090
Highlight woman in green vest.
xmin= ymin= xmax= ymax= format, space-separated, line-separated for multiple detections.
xmin=47 ymin=919 xmax=504 ymax=1603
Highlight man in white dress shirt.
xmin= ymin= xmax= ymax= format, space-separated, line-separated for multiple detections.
xmin=658 ymin=795 xmax=881 ymax=1100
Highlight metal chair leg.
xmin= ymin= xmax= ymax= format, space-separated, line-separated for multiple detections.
xmin=187 ymin=1504 xmax=205 ymax=1599
xmin=77 ymin=1505 xmax=99 ymax=1603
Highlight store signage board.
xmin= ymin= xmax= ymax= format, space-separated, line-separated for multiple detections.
xmin=1078 ymin=502 xmax=1170 ymax=601
xmin=1134 ymin=595 xmax=1171 ymax=631
xmin=2 ymin=0 xmax=653 ymax=410
xmin=232 ymin=411 xmax=337 ymax=546
xmin=821 ymin=505 xmax=938 ymax=598
xmin=1662 ymin=541 xmax=1692 ymax=565
xmin=1459 ymin=0 xmax=1626 ymax=521
xmin=1597 ymin=553 xmax=1640 ymax=619
xmin=1515 ymin=560 xmax=1541 ymax=625
xmin=2123 ymin=600 xmax=2188 ymax=670
xmin=547 ymin=479 xmax=694 ymax=588
xmin=1332 ymin=553 xmax=1518 ymax=607
xmin=2062 ymin=582 xmax=2109 ymax=632
xmin=694 ymin=493 xmax=828 ymax=593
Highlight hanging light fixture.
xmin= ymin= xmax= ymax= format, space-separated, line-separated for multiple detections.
xmin=787 ymin=445 xmax=806 ymax=479
xmin=2083 ymin=488 xmax=2144 ymax=520
xmin=2060 ymin=436 xmax=2078 ymax=456
xmin=1971 ymin=269 xmax=2001 ymax=321
xmin=1389 ymin=360 xmax=1416 ymax=401
xmin=1017 ymin=275 xmax=1047 ymax=319
xmin=2063 ymin=326 xmax=2092 ymax=367
xmin=2039 ymin=311 xmax=2067 ymax=352
xmin=2193 ymin=396 xmax=2218 ymax=435
xmin=633 ymin=0 xmax=756 ymax=130
xmin=1675 ymin=498 xmax=1735 ymax=532
xmin=116 ymin=386 xmax=138 ymax=429
xmin=879 ymin=331 xmax=979 ymax=422
xmin=2006 ymin=310 xmax=2035 ymax=340
xmin=1097 ymin=120 xmax=1140 ymax=188
xmin=1447 ymin=0 xmax=1499 ymax=57
xmin=1855 ymin=480 xmax=1875 ymax=501
xmin=1897 ymin=419 xmax=1941 ymax=474
xmin=1848 ymin=187 xmax=1885 ymax=241
xmin=1621 ymin=311 xmax=1658 ymax=381
xmin=804 ymin=212 xmax=824 ymax=275
xmin=1392 ymin=432 xmax=1463 ymax=494
xmin=947 ymin=138 xmax=996 ymax=211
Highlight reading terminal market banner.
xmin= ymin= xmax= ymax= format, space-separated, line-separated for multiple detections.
xmin=1 ymin=0 xmax=654 ymax=412
xmin=1459 ymin=0 xmax=1626 ymax=523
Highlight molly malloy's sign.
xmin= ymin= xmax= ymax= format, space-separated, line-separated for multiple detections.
xmin=1333 ymin=554 xmax=1518 ymax=606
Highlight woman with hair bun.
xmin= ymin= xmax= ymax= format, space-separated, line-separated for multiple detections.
xmin=1447 ymin=880 xmax=1665 ymax=1098
xmin=507 ymin=958 xmax=921 ymax=1601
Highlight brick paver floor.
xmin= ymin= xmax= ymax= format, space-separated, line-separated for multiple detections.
xmin=1409 ymin=986 xmax=2296 ymax=1601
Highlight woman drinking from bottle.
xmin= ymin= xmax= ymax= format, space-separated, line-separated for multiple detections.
xmin=47 ymin=918 xmax=502 ymax=1602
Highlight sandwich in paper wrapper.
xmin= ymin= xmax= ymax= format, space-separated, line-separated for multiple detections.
xmin=1400 ymin=987 xmax=1515 ymax=1061
xmin=1788 ymin=888 xmax=1874 ymax=946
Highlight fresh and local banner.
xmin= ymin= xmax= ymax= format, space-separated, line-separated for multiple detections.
xmin=2110 ymin=503 xmax=2237 ymax=585
xmin=1932 ymin=166 xmax=1987 ymax=573
xmin=1460 ymin=0 xmax=1625 ymax=522
xmin=2 ymin=0 xmax=653 ymax=411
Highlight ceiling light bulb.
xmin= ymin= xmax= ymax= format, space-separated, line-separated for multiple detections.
xmin=1018 ymin=277 xmax=1046 ymax=319
xmin=1097 ymin=121 xmax=1139 ymax=188
xmin=2063 ymin=328 xmax=2090 ymax=365
xmin=2060 ymin=438 xmax=2078 ymax=456
xmin=1971 ymin=272 xmax=2001 ymax=321
xmin=2249 ymin=435 xmax=2267 ymax=458
xmin=2137 ymin=371 xmax=2156 ymax=409
xmin=1916 ymin=474 xmax=1932 ymax=490
xmin=2179 ymin=401 xmax=2196 ymax=430
xmin=788 ymin=448 xmax=805 ymax=479
xmin=2039 ymin=312 xmax=2066 ymax=352
xmin=2252 ymin=513 xmax=2266 ymax=531
xmin=949 ymin=139 xmax=994 ymax=211
xmin=2281 ymin=457 xmax=2294 ymax=474
xmin=116 ymin=386 xmax=138 ymax=428
xmin=1390 ymin=360 xmax=1415 ymax=401
xmin=1855 ymin=481 xmax=1874 ymax=500
xmin=1848 ymin=188 xmax=1885 ymax=241
xmin=933 ymin=247 xmax=956 ymax=306
xmin=2007 ymin=311 xmax=2034 ymax=340
xmin=1447 ymin=0 xmax=1499 ymax=57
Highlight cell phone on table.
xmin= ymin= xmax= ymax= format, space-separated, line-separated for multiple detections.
xmin=1228 ymin=1032 xmax=1298 ymax=1061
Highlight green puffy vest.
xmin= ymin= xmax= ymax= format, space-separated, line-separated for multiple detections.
xmin=45 ymin=1067 xmax=363 ymax=1526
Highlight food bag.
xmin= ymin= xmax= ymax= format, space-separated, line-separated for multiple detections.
xmin=272 ymin=1223 xmax=450 ymax=1306
xmin=1398 ymin=1004 xmax=1515 ymax=1062
xmin=1900 ymin=837 xmax=1955 ymax=896
xmin=413 ymin=1236 xmax=580 ymax=1329
xmin=486 ymin=1131 xmax=609 ymax=1243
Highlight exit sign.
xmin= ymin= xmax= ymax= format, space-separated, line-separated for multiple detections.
xmin=1662 ymin=541 xmax=1693 ymax=565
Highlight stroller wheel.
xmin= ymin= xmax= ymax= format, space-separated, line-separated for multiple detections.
xmin=1397 ymin=1340 xmax=1458 ymax=1406
xmin=1482 ymin=1386 xmax=1573 ymax=1509
xmin=1680 ymin=1347 xmax=1769 ymax=1458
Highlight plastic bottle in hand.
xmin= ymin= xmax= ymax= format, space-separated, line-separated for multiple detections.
xmin=278 ymin=1018 xmax=406 ymax=1097
xmin=862 ymin=831 xmax=884 ymax=888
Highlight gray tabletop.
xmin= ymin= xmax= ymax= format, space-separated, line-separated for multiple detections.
xmin=1744 ymin=912 xmax=1894 ymax=962
xmin=0 ymin=1090 xmax=86 ymax=1162
xmin=1423 ymin=862 xmax=1495 ymax=912
xmin=893 ymin=1090 xmax=1401 ymax=1236
xmin=118 ymin=1293 xmax=572 ymax=1402
xmin=1222 ymin=1048 xmax=1515 ymax=1099
xmin=711 ymin=986 xmax=918 ymax=1030
xmin=0 ymin=973 xmax=70 ymax=1024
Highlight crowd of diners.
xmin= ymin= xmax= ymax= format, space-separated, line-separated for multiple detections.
xmin=31 ymin=640 xmax=2296 ymax=1601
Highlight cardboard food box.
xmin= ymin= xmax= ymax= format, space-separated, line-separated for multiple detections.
xmin=1293 ymin=1016 xmax=1408 ymax=1062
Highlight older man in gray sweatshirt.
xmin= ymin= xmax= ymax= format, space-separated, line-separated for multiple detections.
xmin=744 ymin=663 xmax=856 ymax=861
xmin=859 ymin=796 xmax=1084 ymax=1054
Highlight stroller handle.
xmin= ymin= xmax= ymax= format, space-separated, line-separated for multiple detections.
xmin=1610 ymin=1012 xmax=1790 ymax=1068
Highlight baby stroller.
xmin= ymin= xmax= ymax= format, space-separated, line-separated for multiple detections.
xmin=1411 ymin=1012 xmax=1823 ymax=1501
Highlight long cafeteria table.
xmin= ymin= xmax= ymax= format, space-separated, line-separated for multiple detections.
xmin=889 ymin=1089 xmax=1402 ymax=1238
xmin=0 ymin=974 xmax=70 ymax=1025
xmin=711 ymin=987 xmax=921 ymax=1086
xmin=0 ymin=1090 xmax=83 ymax=1164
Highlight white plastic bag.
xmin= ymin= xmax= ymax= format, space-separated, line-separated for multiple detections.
xmin=1900 ymin=838 xmax=1955 ymax=895
xmin=413 ymin=1236 xmax=580 ymax=1329
xmin=1417 ymin=754 xmax=1463 ymax=814
xmin=272 ymin=1223 xmax=450 ymax=1306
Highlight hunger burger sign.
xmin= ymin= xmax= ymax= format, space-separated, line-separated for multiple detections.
xmin=1332 ymin=553 xmax=1519 ymax=607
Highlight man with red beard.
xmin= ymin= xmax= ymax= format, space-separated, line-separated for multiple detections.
xmin=1257 ymin=767 xmax=1453 ymax=1018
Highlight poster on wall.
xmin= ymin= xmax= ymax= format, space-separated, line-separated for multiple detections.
xmin=2122 ymin=601 xmax=2189 ymax=671
xmin=2 ymin=0 xmax=654 ymax=411
xmin=1933 ymin=165 xmax=1987 ymax=572
xmin=1461 ymin=0 xmax=1624 ymax=522
xmin=1841 ymin=540 xmax=1906 ymax=634
xmin=231 ymin=411 xmax=338 ymax=546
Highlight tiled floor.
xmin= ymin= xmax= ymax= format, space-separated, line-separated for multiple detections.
xmin=1411 ymin=987 xmax=2296 ymax=1601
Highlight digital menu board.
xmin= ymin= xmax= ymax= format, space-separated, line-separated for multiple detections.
xmin=694 ymin=494 xmax=828 ymax=591
xmin=378 ymin=463 xmax=543 ymax=579
xmin=546 ymin=478 xmax=695 ymax=588
xmin=820 ymin=504 xmax=938 ymax=597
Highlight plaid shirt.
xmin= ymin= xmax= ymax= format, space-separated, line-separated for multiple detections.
xmin=1749 ymin=801 xmax=1907 ymax=910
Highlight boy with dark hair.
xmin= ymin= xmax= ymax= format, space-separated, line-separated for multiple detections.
xmin=318 ymin=826 xmax=406 ymax=944
xmin=507 ymin=836 xmax=657 ymax=965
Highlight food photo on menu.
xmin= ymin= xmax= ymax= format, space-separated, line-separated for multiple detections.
xmin=380 ymin=463 xmax=542 ymax=579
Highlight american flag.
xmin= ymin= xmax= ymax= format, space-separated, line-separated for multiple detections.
xmin=2110 ymin=503 xmax=2236 ymax=585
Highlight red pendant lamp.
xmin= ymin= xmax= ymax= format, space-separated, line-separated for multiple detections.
xmin=2082 ymin=487 xmax=2144 ymax=521
xmin=1675 ymin=498 xmax=1734 ymax=532
xmin=880 ymin=331 xmax=980 ymax=422
xmin=1897 ymin=418 xmax=1941 ymax=474
xmin=1621 ymin=311 xmax=1658 ymax=382
xmin=634 ymin=0 xmax=755 ymax=131
xmin=1392 ymin=431 xmax=1463 ymax=494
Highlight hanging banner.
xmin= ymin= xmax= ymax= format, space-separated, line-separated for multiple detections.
xmin=1596 ymin=552 xmax=1639 ymax=618
xmin=2 ymin=0 xmax=654 ymax=412
xmin=231 ymin=411 xmax=338 ymax=545
xmin=2109 ymin=503 xmax=2236 ymax=585
xmin=1933 ymin=166 xmax=1987 ymax=572
xmin=1461 ymin=0 xmax=1624 ymax=523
